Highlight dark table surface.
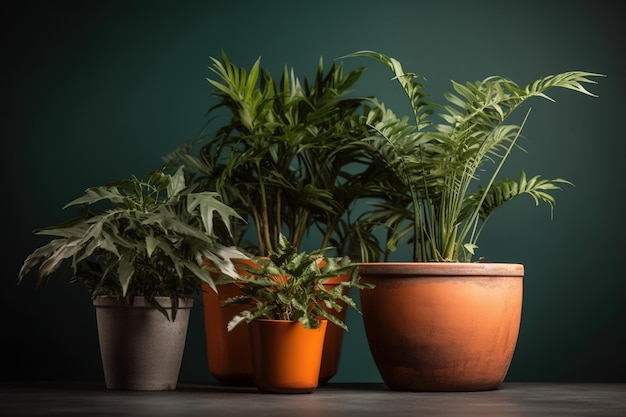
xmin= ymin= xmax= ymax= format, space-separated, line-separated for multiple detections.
xmin=1 ymin=381 xmax=625 ymax=417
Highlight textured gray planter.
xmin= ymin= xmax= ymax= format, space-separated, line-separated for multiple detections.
xmin=94 ymin=296 xmax=193 ymax=391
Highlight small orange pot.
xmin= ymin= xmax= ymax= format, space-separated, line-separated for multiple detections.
xmin=249 ymin=319 xmax=328 ymax=394
xmin=202 ymin=260 xmax=350 ymax=385
xmin=358 ymin=262 xmax=523 ymax=392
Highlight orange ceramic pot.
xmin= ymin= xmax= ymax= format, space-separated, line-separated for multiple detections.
xmin=202 ymin=264 xmax=350 ymax=385
xmin=358 ymin=262 xmax=523 ymax=392
xmin=249 ymin=319 xmax=328 ymax=394
xmin=318 ymin=274 xmax=349 ymax=384
xmin=202 ymin=281 xmax=253 ymax=384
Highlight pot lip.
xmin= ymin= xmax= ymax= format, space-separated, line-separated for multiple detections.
xmin=321 ymin=272 xmax=353 ymax=284
xmin=93 ymin=295 xmax=194 ymax=308
xmin=357 ymin=262 xmax=524 ymax=277
xmin=252 ymin=318 xmax=329 ymax=323
xmin=250 ymin=318 xmax=329 ymax=330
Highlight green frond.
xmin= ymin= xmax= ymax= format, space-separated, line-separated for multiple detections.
xmin=343 ymin=50 xmax=601 ymax=262
xmin=464 ymin=172 xmax=573 ymax=222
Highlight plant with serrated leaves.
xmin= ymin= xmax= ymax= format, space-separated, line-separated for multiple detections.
xmin=220 ymin=234 xmax=372 ymax=330
xmin=344 ymin=50 xmax=603 ymax=262
xmin=165 ymin=51 xmax=376 ymax=258
xmin=18 ymin=165 xmax=247 ymax=319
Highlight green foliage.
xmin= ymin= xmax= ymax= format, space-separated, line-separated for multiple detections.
xmin=165 ymin=51 xmax=376 ymax=258
xmin=18 ymin=166 xmax=246 ymax=319
xmin=220 ymin=235 xmax=373 ymax=330
xmin=344 ymin=50 xmax=603 ymax=262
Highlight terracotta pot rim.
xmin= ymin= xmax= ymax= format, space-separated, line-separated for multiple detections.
xmin=322 ymin=272 xmax=353 ymax=285
xmin=357 ymin=262 xmax=524 ymax=277
xmin=93 ymin=295 xmax=194 ymax=308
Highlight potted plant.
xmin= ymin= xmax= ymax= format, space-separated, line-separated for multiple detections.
xmin=18 ymin=165 xmax=245 ymax=390
xmin=341 ymin=50 xmax=603 ymax=391
xmin=165 ymin=51 xmax=377 ymax=384
xmin=216 ymin=234 xmax=372 ymax=394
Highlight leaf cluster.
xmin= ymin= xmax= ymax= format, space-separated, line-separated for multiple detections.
xmin=220 ymin=235 xmax=372 ymax=330
xmin=344 ymin=50 xmax=603 ymax=262
xmin=165 ymin=51 xmax=377 ymax=258
xmin=18 ymin=166 xmax=246 ymax=319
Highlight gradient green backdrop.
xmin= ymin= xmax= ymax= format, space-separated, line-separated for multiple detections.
xmin=3 ymin=0 xmax=624 ymax=383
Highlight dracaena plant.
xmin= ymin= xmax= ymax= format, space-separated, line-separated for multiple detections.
xmin=18 ymin=165 xmax=247 ymax=319
xmin=344 ymin=50 xmax=603 ymax=262
xmin=165 ymin=51 xmax=376 ymax=258
xmin=219 ymin=234 xmax=372 ymax=330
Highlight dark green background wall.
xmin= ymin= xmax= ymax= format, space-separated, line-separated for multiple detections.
xmin=3 ymin=0 xmax=624 ymax=383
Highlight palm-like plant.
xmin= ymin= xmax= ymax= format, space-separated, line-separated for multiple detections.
xmin=166 ymin=51 xmax=375 ymax=257
xmin=345 ymin=50 xmax=603 ymax=262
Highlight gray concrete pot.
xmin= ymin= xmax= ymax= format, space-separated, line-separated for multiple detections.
xmin=93 ymin=296 xmax=193 ymax=390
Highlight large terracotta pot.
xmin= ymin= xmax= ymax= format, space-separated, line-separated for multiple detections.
xmin=94 ymin=296 xmax=192 ymax=391
xmin=249 ymin=319 xmax=328 ymax=394
xmin=318 ymin=274 xmax=349 ymax=384
xmin=358 ymin=262 xmax=523 ymax=391
xmin=202 ymin=267 xmax=350 ymax=385
xmin=202 ymin=281 xmax=254 ymax=385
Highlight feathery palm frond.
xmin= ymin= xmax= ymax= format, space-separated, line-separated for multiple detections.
xmin=344 ymin=50 xmax=602 ymax=262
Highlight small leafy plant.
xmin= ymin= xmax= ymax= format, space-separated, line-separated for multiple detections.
xmin=344 ymin=50 xmax=603 ymax=262
xmin=220 ymin=235 xmax=372 ymax=330
xmin=18 ymin=165 xmax=246 ymax=318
